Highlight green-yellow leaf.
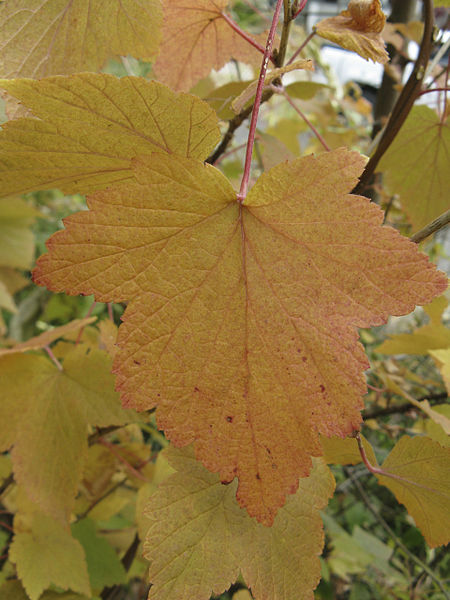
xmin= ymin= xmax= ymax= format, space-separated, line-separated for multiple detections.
xmin=0 ymin=578 xmax=91 ymax=600
xmin=0 ymin=0 xmax=162 ymax=78
xmin=0 ymin=197 xmax=40 ymax=269
xmin=429 ymin=348 xmax=450 ymax=395
xmin=320 ymin=433 xmax=378 ymax=466
xmin=0 ymin=73 xmax=220 ymax=196
xmin=376 ymin=436 xmax=450 ymax=547
xmin=144 ymin=446 xmax=335 ymax=600
xmin=377 ymin=294 xmax=450 ymax=355
xmin=9 ymin=513 xmax=91 ymax=600
xmin=377 ymin=106 xmax=450 ymax=231
xmin=33 ymin=148 xmax=447 ymax=525
xmin=0 ymin=344 xmax=135 ymax=522
xmin=71 ymin=519 xmax=127 ymax=591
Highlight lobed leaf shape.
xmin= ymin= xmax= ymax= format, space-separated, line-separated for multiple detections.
xmin=377 ymin=106 xmax=450 ymax=231
xmin=143 ymin=445 xmax=335 ymax=600
xmin=0 ymin=344 xmax=134 ymax=522
xmin=33 ymin=148 xmax=447 ymax=524
xmin=0 ymin=73 xmax=220 ymax=196
xmin=315 ymin=0 xmax=388 ymax=63
xmin=153 ymin=0 xmax=269 ymax=91
xmin=0 ymin=0 xmax=162 ymax=79
xmin=376 ymin=436 xmax=450 ymax=547
xmin=9 ymin=513 xmax=91 ymax=600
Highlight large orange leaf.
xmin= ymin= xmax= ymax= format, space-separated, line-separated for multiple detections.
xmin=154 ymin=0 xmax=268 ymax=91
xmin=34 ymin=149 xmax=447 ymax=524
xmin=0 ymin=0 xmax=162 ymax=79
xmin=0 ymin=74 xmax=220 ymax=196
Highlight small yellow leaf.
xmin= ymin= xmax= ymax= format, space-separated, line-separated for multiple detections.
xmin=0 ymin=0 xmax=163 ymax=78
xmin=9 ymin=513 xmax=91 ymax=600
xmin=315 ymin=0 xmax=388 ymax=63
xmin=430 ymin=348 xmax=450 ymax=394
xmin=0 ymin=344 xmax=135 ymax=521
xmin=377 ymin=436 xmax=450 ymax=547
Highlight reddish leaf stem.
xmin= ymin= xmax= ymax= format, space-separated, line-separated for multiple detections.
xmin=275 ymin=85 xmax=331 ymax=151
xmin=292 ymin=0 xmax=309 ymax=20
xmin=355 ymin=432 xmax=416 ymax=486
xmin=213 ymin=141 xmax=249 ymax=165
xmin=287 ymin=31 xmax=316 ymax=66
xmin=237 ymin=0 xmax=284 ymax=203
xmin=44 ymin=345 xmax=63 ymax=371
xmin=99 ymin=438 xmax=150 ymax=482
xmin=0 ymin=521 xmax=14 ymax=533
xmin=221 ymin=11 xmax=273 ymax=62
xmin=417 ymin=87 xmax=450 ymax=97
xmin=355 ymin=433 xmax=384 ymax=476
xmin=107 ymin=302 xmax=114 ymax=321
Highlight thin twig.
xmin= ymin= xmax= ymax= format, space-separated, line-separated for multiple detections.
xmin=417 ymin=87 xmax=450 ymax=97
xmin=353 ymin=0 xmax=434 ymax=195
xmin=345 ymin=467 xmax=450 ymax=599
xmin=410 ymin=209 xmax=450 ymax=244
xmin=287 ymin=30 xmax=316 ymax=65
xmin=44 ymin=345 xmax=63 ymax=371
xmin=275 ymin=85 xmax=331 ymax=151
xmin=77 ymin=476 xmax=128 ymax=521
xmin=0 ymin=474 xmax=14 ymax=498
xmin=363 ymin=392 xmax=448 ymax=420
xmin=237 ymin=0 xmax=284 ymax=202
xmin=221 ymin=11 xmax=272 ymax=62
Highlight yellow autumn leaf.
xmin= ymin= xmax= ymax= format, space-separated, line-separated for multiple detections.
xmin=315 ymin=0 xmax=388 ymax=63
xmin=0 ymin=197 xmax=40 ymax=270
xmin=9 ymin=513 xmax=91 ymax=600
xmin=378 ymin=106 xmax=450 ymax=231
xmin=0 ymin=344 xmax=135 ymax=522
xmin=377 ymin=294 xmax=450 ymax=355
xmin=320 ymin=433 xmax=378 ymax=466
xmin=0 ymin=0 xmax=162 ymax=78
xmin=430 ymin=348 xmax=450 ymax=394
xmin=0 ymin=74 xmax=220 ymax=196
xmin=377 ymin=436 xmax=450 ymax=547
xmin=154 ymin=0 xmax=269 ymax=91
xmin=144 ymin=445 xmax=335 ymax=600
xmin=34 ymin=148 xmax=447 ymax=525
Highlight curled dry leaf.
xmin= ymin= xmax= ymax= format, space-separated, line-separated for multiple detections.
xmin=315 ymin=0 xmax=388 ymax=63
xmin=231 ymin=59 xmax=314 ymax=114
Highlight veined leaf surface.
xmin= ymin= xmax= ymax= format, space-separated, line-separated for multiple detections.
xmin=33 ymin=148 xmax=447 ymax=524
